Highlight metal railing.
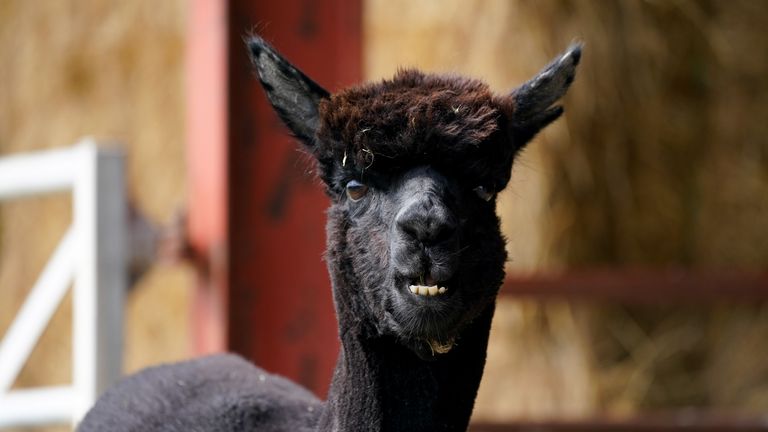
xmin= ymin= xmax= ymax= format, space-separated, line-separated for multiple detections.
xmin=0 ymin=139 xmax=126 ymax=428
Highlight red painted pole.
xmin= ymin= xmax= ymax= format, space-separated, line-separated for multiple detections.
xmin=186 ymin=0 xmax=229 ymax=355
xmin=186 ymin=0 xmax=362 ymax=397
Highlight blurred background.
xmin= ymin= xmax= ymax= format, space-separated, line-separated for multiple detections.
xmin=1 ymin=0 xmax=767 ymax=431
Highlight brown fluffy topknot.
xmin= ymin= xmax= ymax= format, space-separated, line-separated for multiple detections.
xmin=315 ymin=69 xmax=517 ymax=179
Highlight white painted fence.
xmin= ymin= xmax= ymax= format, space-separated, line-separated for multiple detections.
xmin=0 ymin=139 xmax=126 ymax=428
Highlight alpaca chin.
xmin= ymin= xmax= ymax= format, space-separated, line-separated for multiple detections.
xmin=390 ymin=289 xmax=463 ymax=341
xmin=409 ymin=337 xmax=456 ymax=361
xmin=392 ymin=304 xmax=463 ymax=360
xmin=428 ymin=337 xmax=456 ymax=354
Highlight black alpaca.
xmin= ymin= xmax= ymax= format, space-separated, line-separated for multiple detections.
xmin=78 ymin=36 xmax=581 ymax=432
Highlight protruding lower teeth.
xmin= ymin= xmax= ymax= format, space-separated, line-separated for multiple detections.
xmin=408 ymin=284 xmax=448 ymax=297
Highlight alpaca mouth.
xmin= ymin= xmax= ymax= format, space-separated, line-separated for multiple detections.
xmin=408 ymin=284 xmax=448 ymax=297
xmin=407 ymin=275 xmax=449 ymax=297
xmin=395 ymin=277 xmax=463 ymax=359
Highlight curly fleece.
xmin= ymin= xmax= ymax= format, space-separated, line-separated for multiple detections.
xmin=315 ymin=69 xmax=520 ymax=191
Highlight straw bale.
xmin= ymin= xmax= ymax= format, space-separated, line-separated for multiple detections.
xmin=0 ymin=5 xmax=190 ymax=432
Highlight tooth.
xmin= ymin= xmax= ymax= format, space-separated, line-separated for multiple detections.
xmin=409 ymin=285 xmax=418 ymax=294
xmin=438 ymin=287 xmax=447 ymax=294
xmin=418 ymin=285 xmax=429 ymax=296
xmin=428 ymin=285 xmax=438 ymax=296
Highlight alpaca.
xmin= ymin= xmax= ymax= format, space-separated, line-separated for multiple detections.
xmin=78 ymin=36 xmax=581 ymax=432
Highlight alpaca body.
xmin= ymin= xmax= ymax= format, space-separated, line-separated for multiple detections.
xmin=78 ymin=36 xmax=580 ymax=431
xmin=79 ymin=354 xmax=321 ymax=432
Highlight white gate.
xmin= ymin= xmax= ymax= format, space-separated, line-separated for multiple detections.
xmin=0 ymin=139 xmax=125 ymax=428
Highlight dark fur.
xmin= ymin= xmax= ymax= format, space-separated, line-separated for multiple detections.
xmin=79 ymin=354 xmax=321 ymax=432
xmin=315 ymin=70 xmax=518 ymax=194
xmin=78 ymin=36 xmax=580 ymax=432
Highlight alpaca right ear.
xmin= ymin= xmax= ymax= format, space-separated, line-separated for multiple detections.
xmin=510 ymin=43 xmax=582 ymax=144
xmin=248 ymin=36 xmax=330 ymax=146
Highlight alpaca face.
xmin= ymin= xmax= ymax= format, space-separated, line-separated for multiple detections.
xmin=330 ymin=161 xmax=508 ymax=359
xmin=248 ymin=36 xmax=580 ymax=359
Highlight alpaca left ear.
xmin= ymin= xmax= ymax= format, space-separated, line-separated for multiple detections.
xmin=510 ymin=43 xmax=582 ymax=144
xmin=248 ymin=36 xmax=330 ymax=147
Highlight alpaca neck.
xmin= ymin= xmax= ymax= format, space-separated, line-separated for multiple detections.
xmin=317 ymin=294 xmax=494 ymax=432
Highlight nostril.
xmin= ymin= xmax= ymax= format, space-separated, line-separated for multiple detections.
xmin=396 ymin=217 xmax=420 ymax=240
xmin=396 ymin=197 xmax=458 ymax=244
xmin=430 ymin=222 xmax=457 ymax=245
xmin=396 ymin=214 xmax=457 ymax=245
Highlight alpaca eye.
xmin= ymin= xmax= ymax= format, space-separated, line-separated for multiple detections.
xmin=473 ymin=185 xmax=495 ymax=202
xmin=345 ymin=180 xmax=369 ymax=201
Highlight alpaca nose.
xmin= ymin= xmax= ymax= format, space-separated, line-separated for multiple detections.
xmin=395 ymin=195 xmax=457 ymax=245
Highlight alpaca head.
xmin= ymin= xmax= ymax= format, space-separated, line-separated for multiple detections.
xmin=248 ymin=37 xmax=580 ymax=360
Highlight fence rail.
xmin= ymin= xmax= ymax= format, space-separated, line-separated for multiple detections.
xmin=471 ymin=415 xmax=768 ymax=432
xmin=502 ymin=269 xmax=768 ymax=304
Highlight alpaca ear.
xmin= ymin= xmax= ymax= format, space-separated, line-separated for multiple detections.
xmin=510 ymin=43 xmax=582 ymax=144
xmin=247 ymin=36 xmax=330 ymax=146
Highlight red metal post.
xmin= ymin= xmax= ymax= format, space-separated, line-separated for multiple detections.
xmin=186 ymin=0 xmax=362 ymax=397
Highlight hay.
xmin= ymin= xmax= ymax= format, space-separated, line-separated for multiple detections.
xmin=511 ymin=0 xmax=768 ymax=417
xmin=0 ymin=5 xmax=190 ymax=432
xmin=512 ymin=0 xmax=768 ymax=268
